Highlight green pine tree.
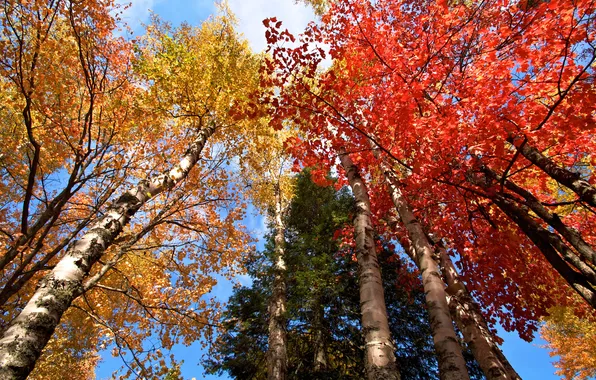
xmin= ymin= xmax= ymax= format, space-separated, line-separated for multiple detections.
xmin=206 ymin=171 xmax=483 ymax=379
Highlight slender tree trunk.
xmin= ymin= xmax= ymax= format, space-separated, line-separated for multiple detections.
xmin=312 ymin=293 xmax=327 ymax=372
xmin=432 ymin=239 xmax=521 ymax=380
xmin=493 ymin=197 xmax=596 ymax=308
xmin=380 ymin=163 xmax=469 ymax=380
xmin=508 ymin=136 xmax=596 ymax=208
xmin=267 ymin=184 xmax=288 ymax=380
xmin=481 ymin=166 xmax=596 ymax=266
xmin=338 ymin=151 xmax=400 ymax=380
xmin=0 ymin=124 xmax=216 ymax=380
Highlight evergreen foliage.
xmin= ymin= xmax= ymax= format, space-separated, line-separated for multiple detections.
xmin=206 ymin=171 xmax=484 ymax=379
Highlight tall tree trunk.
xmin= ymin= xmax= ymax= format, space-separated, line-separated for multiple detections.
xmin=380 ymin=163 xmax=470 ymax=380
xmin=480 ymin=166 xmax=596 ymax=266
xmin=493 ymin=196 xmax=596 ymax=308
xmin=0 ymin=124 xmax=216 ymax=380
xmin=508 ymin=136 xmax=596 ymax=208
xmin=338 ymin=151 xmax=400 ymax=380
xmin=267 ymin=184 xmax=288 ymax=380
xmin=432 ymin=238 xmax=521 ymax=380
xmin=312 ymin=293 xmax=327 ymax=372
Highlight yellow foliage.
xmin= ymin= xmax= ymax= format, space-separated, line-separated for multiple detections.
xmin=541 ymin=306 xmax=596 ymax=379
xmin=134 ymin=9 xmax=262 ymax=154
xmin=296 ymin=0 xmax=329 ymax=15
xmin=0 ymin=3 xmax=258 ymax=377
xmin=241 ymin=127 xmax=297 ymax=214
xmin=29 ymin=308 xmax=100 ymax=380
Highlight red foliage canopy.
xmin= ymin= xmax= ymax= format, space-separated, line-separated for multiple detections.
xmin=263 ymin=0 xmax=596 ymax=340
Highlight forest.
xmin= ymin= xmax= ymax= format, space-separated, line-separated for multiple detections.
xmin=0 ymin=0 xmax=595 ymax=379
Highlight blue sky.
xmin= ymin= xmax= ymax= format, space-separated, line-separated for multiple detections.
xmin=95 ymin=1 xmax=564 ymax=378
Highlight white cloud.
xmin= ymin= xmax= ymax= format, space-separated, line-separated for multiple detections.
xmin=228 ymin=0 xmax=317 ymax=53
xmin=115 ymin=1 xmax=326 ymax=62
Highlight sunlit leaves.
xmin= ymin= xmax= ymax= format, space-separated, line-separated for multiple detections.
xmin=264 ymin=0 xmax=596 ymax=339
xmin=0 ymin=3 xmax=259 ymax=377
xmin=542 ymin=305 xmax=596 ymax=380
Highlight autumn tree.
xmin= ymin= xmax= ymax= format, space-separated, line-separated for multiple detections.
xmin=238 ymin=126 xmax=297 ymax=380
xmin=263 ymin=24 xmax=469 ymax=380
xmin=263 ymin=0 xmax=596 ymax=353
xmin=0 ymin=0 xmax=152 ymax=375
xmin=310 ymin=0 xmax=596 ymax=309
xmin=0 ymin=0 xmax=141 ymax=312
xmin=0 ymin=5 xmax=260 ymax=378
xmin=541 ymin=305 xmax=596 ymax=379
xmin=3 ymin=0 xmax=594 ymax=377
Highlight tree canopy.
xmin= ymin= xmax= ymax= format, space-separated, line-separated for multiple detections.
xmin=0 ymin=0 xmax=594 ymax=378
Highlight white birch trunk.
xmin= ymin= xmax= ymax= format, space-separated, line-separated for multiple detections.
xmin=434 ymin=242 xmax=521 ymax=380
xmin=267 ymin=184 xmax=288 ymax=380
xmin=0 ymin=124 xmax=216 ymax=379
xmin=380 ymin=163 xmax=469 ymax=380
xmin=338 ymin=151 xmax=400 ymax=380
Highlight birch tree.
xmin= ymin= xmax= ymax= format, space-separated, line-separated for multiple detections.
xmin=0 ymin=8 xmax=260 ymax=378
xmin=239 ymin=126 xmax=298 ymax=380
xmin=336 ymin=150 xmax=400 ymax=380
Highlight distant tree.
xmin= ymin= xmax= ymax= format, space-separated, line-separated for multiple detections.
xmin=296 ymin=0 xmax=328 ymax=15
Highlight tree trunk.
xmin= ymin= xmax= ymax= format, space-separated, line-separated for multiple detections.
xmin=481 ymin=166 xmax=596 ymax=266
xmin=338 ymin=151 xmax=400 ymax=380
xmin=380 ymin=163 xmax=470 ymax=380
xmin=267 ymin=184 xmax=288 ymax=380
xmin=508 ymin=136 xmax=596 ymax=208
xmin=433 ymin=240 xmax=521 ymax=380
xmin=0 ymin=124 xmax=216 ymax=380
xmin=312 ymin=294 xmax=327 ymax=372
xmin=493 ymin=197 xmax=596 ymax=308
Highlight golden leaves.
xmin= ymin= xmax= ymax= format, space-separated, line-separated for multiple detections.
xmin=0 ymin=3 xmax=256 ymax=377
xmin=542 ymin=306 xmax=596 ymax=380
xmin=240 ymin=127 xmax=298 ymax=213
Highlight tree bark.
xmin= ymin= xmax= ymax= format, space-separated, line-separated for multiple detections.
xmin=312 ymin=293 xmax=327 ymax=372
xmin=508 ymin=136 xmax=596 ymax=208
xmin=338 ymin=151 xmax=400 ymax=380
xmin=0 ymin=124 xmax=216 ymax=380
xmin=481 ymin=166 xmax=596 ymax=266
xmin=267 ymin=184 xmax=288 ymax=380
xmin=380 ymin=163 xmax=470 ymax=380
xmin=493 ymin=196 xmax=596 ymax=308
xmin=433 ymin=240 xmax=521 ymax=380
